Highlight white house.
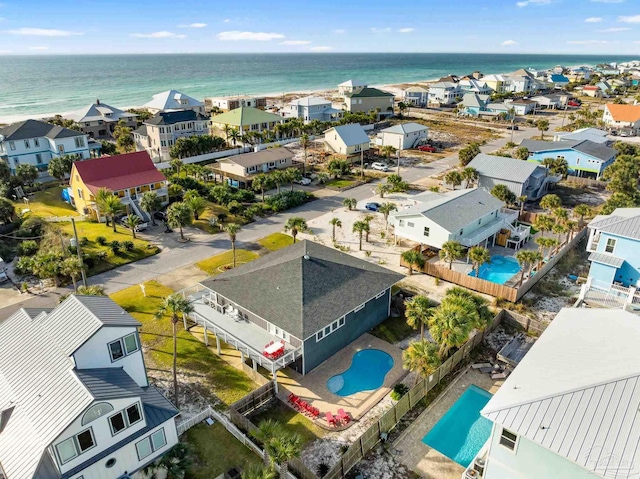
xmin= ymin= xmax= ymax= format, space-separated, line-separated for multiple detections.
xmin=64 ymin=100 xmax=138 ymax=139
xmin=0 ymin=119 xmax=93 ymax=176
xmin=602 ymin=103 xmax=640 ymax=134
xmin=403 ymin=86 xmax=428 ymax=106
xmin=142 ymin=90 xmax=205 ymax=115
xmin=427 ymin=82 xmax=460 ymax=105
xmin=458 ymin=79 xmax=492 ymax=96
xmin=554 ymin=127 xmax=611 ymax=144
xmin=286 ymin=97 xmax=343 ymax=123
xmin=0 ymin=295 xmax=179 ymax=479
xmin=477 ymin=307 xmax=640 ymax=479
xmin=377 ymin=122 xmax=428 ymax=150
xmin=337 ymin=79 xmax=367 ymax=96
xmin=390 ymin=188 xmax=514 ymax=249
xmin=324 ymin=123 xmax=371 ymax=157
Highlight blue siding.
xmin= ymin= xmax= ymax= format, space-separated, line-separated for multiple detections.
xmin=589 ymin=232 xmax=640 ymax=287
xmin=301 ymin=289 xmax=390 ymax=375
xmin=588 ymin=261 xmax=616 ymax=285
xmin=528 ymin=149 xmax=614 ymax=177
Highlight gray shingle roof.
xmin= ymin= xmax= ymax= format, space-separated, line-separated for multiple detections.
xmin=75 ymin=368 xmax=144 ymax=400
xmin=520 ymin=139 xmax=617 ymax=161
xmin=589 ymin=214 xmax=640 ymax=240
xmin=572 ymin=140 xmax=617 ymax=161
xmin=520 ymin=139 xmax=581 ymax=152
xmin=0 ymin=119 xmax=85 ymax=141
xmin=468 ymin=153 xmax=543 ymax=184
xmin=588 ymin=252 xmax=625 ymax=268
xmin=200 ymin=241 xmax=402 ymax=339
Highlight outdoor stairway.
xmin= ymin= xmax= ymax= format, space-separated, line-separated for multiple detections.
xmin=130 ymin=199 xmax=150 ymax=223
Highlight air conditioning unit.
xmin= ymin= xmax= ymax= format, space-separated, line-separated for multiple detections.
xmin=473 ymin=457 xmax=486 ymax=476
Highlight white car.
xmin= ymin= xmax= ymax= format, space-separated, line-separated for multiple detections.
xmin=371 ymin=162 xmax=389 ymax=172
xmin=296 ymin=177 xmax=312 ymax=185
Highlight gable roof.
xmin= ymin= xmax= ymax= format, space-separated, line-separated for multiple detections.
xmin=589 ymin=209 xmax=640 ymax=240
xmin=145 ymin=110 xmax=208 ymax=125
xmin=338 ymin=79 xmax=366 ymax=87
xmin=325 ymin=123 xmax=370 ymax=146
xmin=143 ymin=89 xmax=203 ymax=111
xmin=65 ymin=102 xmax=137 ymax=123
xmin=550 ymin=74 xmax=569 ymax=83
xmin=468 ymin=153 xmax=544 ymax=184
xmin=555 ymin=127 xmax=610 ymax=144
xmin=210 ymin=107 xmax=284 ymax=127
xmin=220 ymin=148 xmax=295 ymax=168
xmin=462 ymin=93 xmax=490 ymax=108
xmin=605 ymin=103 xmax=640 ymax=123
xmin=200 ymin=240 xmax=402 ymax=339
xmin=572 ymin=140 xmax=617 ymax=161
xmin=289 ymin=96 xmax=331 ymax=107
xmin=520 ymin=139 xmax=617 ymax=161
xmin=343 ymin=87 xmax=394 ymax=98
xmin=391 ymin=188 xmax=505 ymax=232
xmin=482 ymin=308 xmax=640 ymax=479
xmin=380 ymin=122 xmax=428 ymax=135
xmin=404 ymin=86 xmax=428 ymax=93
xmin=72 ymin=151 xmax=166 ymax=195
xmin=0 ymin=119 xmax=85 ymax=141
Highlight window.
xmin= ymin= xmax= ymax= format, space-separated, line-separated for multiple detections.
xmin=407 ymin=222 xmax=415 ymax=228
xmin=123 ymin=333 xmax=138 ymax=354
xmin=136 ymin=437 xmax=153 ymax=460
xmin=56 ymin=438 xmax=77 ymax=464
xmin=59 ymin=145 xmax=65 ymax=155
xmin=8 ymin=141 xmax=15 ymax=151
xmin=34 ymin=138 xmax=40 ymax=147
xmin=13 ymin=157 xmax=19 ymax=166
xmin=24 ymin=140 xmax=30 ymax=149
xmin=478 ymin=218 xmax=482 ymax=225
xmin=324 ymin=325 xmax=331 ymax=335
xmin=399 ymin=220 xmax=405 ymax=227
xmin=424 ymin=227 xmax=430 ymax=237
xmin=576 ymin=158 xmax=580 ymax=165
xmin=106 ymin=458 xmax=117 ymax=468
xmin=375 ymin=290 xmax=386 ymax=299
xmin=338 ymin=317 xmax=345 ymax=327
xmin=77 ymin=188 xmax=83 ymax=200
xmin=316 ymin=316 xmax=346 ymax=342
xmin=109 ymin=412 xmax=126 ymax=435
xmin=316 ymin=330 xmax=324 ymax=341
xmin=82 ymin=402 xmax=114 ymax=425
xmin=108 ymin=339 xmax=124 ymax=361
xmin=109 ymin=403 xmax=142 ymax=436
xmin=36 ymin=153 xmax=43 ymax=164
xmin=151 ymin=429 xmax=166 ymax=450
xmin=55 ymin=428 xmax=96 ymax=465
xmin=605 ymin=238 xmax=616 ymax=253
xmin=136 ymin=428 xmax=167 ymax=461
xmin=499 ymin=428 xmax=518 ymax=451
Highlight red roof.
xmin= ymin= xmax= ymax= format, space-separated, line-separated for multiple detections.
xmin=73 ymin=151 xmax=166 ymax=194
xmin=583 ymin=86 xmax=599 ymax=90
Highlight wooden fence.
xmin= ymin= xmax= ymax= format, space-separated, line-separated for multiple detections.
xmin=231 ymin=381 xmax=276 ymax=416
xmin=500 ymin=309 xmax=549 ymax=336
xmin=564 ymin=175 xmax=607 ymax=189
xmin=518 ymin=211 xmax=541 ymax=225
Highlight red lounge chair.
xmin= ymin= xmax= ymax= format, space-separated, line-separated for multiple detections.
xmin=288 ymin=393 xmax=296 ymax=402
xmin=325 ymin=411 xmax=338 ymax=427
xmin=338 ymin=408 xmax=351 ymax=423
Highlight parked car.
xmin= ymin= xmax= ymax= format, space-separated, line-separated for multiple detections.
xmin=295 ymin=177 xmax=312 ymax=186
xmin=417 ymin=145 xmax=437 ymax=152
xmin=365 ymin=202 xmax=381 ymax=211
xmin=620 ymin=131 xmax=632 ymax=137
xmin=506 ymin=125 xmax=519 ymax=131
xmin=567 ymin=100 xmax=581 ymax=107
xmin=371 ymin=162 xmax=389 ymax=172
xmin=121 ymin=215 xmax=149 ymax=232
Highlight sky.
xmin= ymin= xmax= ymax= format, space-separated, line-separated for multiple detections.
xmin=0 ymin=0 xmax=639 ymax=55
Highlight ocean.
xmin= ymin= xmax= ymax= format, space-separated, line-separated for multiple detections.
xmin=0 ymin=52 xmax=631 ymax=122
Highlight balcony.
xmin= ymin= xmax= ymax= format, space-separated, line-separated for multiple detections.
xmin=458 ymin=209 xmax=519 ymax=247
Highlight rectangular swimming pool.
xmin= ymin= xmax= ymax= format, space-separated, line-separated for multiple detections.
xmin=422 ymin=385 xmax=493 ymax=467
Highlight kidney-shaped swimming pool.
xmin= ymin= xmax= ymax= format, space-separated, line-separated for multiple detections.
xmin=326 ymin=349 xmax=394 ymax=396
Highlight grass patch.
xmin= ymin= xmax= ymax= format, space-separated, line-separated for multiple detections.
xmin=57 ymin=221 xmax=159 ymax=275
xmin=250 ymin=400 xmax=326 ymax=447
xmin=257 ymin=232 xmax=293 ymax=252
xmin=370 ymin=315 xmax=415 ymax=344
xmin=110 ymin=281 xmax=257 ymax=406
xmin=324 ymin=178 xmax=357 ymax=189
xmin=192 ymin=201 xmax=249 ymax=234
xmin=20 ymin=186 xmax=78 ymax=218
xmin=196 ymin=249 xmax=259 ymax=275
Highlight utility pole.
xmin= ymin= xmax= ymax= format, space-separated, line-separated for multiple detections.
xmin=360 ymin=150 xmax=364 ymax=179
xmin=561 ymin=102 xmax=569 ymax=129
xmin=397 ymin=138 xmax=402 ymax=176
xmin=71 ymin=218 xmax=88 ymax=288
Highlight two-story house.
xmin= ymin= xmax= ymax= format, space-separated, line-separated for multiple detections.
xmin=341 ymin=87 xmax=395 ymax=119
xmin=323 ymin=124 xmax=371 ymax=158
xmin=521 ymin=139 xmax=617 ymax=179
xmin=602 ymin=103 xmax=640 ymax=135
xmin=204 ymin=95 xmax=266 ymax=113
xmin=376 ymin=122 xmax=428 ymax=150
xmin=337 ymin=79 xmax=367 ymax=96
xmin=0 ymin=119 xmax=93 ymax=175
xmin=460 ymin=93 xmax=491 ymax=117
xmin=427 ymin=82 xmax=460 ymax=105
xmin=477 ymin=307 xmax=640 ymax=479
xmin=458 ymin=79 xmax=492 ymax=96
xmin=0 ymin=295 xmax=179 ymax=479
xmin=213 ymin=148 xmax=299 ymax=188
xmin=285 ymin=97 xmax=343 ymax=123
xmin=133 ymin=111 xmax=210 ymax=162
xmin=142 ymin=90 xmax=205 ymax=115
xmin=210 ymin=107 xmax=285 ymax=139
xmin=482 ymin=74 xmax=512 ymax=94
xmin=402 ymin=86 xmax=428 ymax=107
xmin=390 ymin=188 xmax=515 ymax=249
xmin=586 ymin=208 xmax=640 ymax=288
xmin=68 ymin=151 xmax=168 ymax=221
xmin=554 ymin=127 xmax=611 ymax=145
xmin=64 ymin=100 xmax=138 ymax=139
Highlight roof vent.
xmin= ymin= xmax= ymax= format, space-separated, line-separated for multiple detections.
xmin=303 ymin=254 xmax=310 ymax=260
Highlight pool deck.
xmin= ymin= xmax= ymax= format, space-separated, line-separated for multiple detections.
xmin=393 ymin=368 xmax=503 ymax=479
xmin=276 ymin=333 xmax=407 ymax=430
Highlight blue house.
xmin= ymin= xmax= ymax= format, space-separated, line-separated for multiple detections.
xmin=587 ymin=209 xmax=640 ymax=288
xmin=520 ymin=139 xmax=616 ymax=179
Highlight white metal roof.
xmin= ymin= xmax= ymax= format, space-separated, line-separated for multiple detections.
xmin=380 ymin=122 xmax=428 ymax=135
xmin=289 ymin=96 xmax=331 ymax=107
xmin=325 ymin=123 xmax=370 ymax=146
xmin=338 ymin=79 xmax=366 ymax=87
xmin=65 ymin=102 xmax=137 ymax=123
xmin=482 ymin=308 xmax=640 ymax=479
xmin=143 ymin=89 xmax=204 ymax=111
xmin=468 ymin=153 xmax=543 ymax=184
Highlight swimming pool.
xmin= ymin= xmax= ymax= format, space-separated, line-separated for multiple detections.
xmin=422 ymin=385 xmax=493 ymax=467
xmin=468 ymin=255 xmax=520 ymax=285
xmin=326 ymin=349 xmax=394 ymax=396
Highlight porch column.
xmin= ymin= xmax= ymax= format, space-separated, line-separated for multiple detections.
xmin=240 ymin=351 xmax=245 ymax=365
xmin=216 ymin=336 xmax=221 ymax=355
xmin=273 ymin=374 xmax=279 ymax=394
xmin=203 ymin=322 xmax=209 ymax=346
xmin=252 ymin=359 xmax=257 ymax=371
xmin=182 ymin=313 xmax=187 ymax=331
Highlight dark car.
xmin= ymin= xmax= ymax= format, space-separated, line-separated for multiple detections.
xmin=154 ymin=211 xmax=167 ymax=221
xmin=506 ymin=125 xmax=519 ymax=130
xmin=365 ymin=202 xmax=381 ymax=211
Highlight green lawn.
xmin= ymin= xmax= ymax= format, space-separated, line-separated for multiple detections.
xmin=20 ymin=186 xmax=78 ymax=218
xmin=57 ymin=221 xmax=159 ymax=275
xmin=257 ymin=232 xmax=294 ymax=252
xmin=370 ymin=316 xmax=416 ymax=344
xmin=110 ymin=281 xmax=257 ymax=406
xmin=192 ymin=201 xmax=249 ymax=234
xmin=196 ymin=249 xmax=259 ymax=275
xmin=250 ymin=400 xmax=326 ymax=447
xmin=324 ymin=178 xmax=357 ymax=189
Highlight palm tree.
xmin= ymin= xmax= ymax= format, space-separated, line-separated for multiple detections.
xmin=574 ymin=204 xmax=590 ymax=227
xmin=401 ymin=249 xmax=425 ymax=275
xmin=534 ymin=214 xmax=554 ymax=238
xmin=167 ymin=201 xmax=194 ymax=241
xmin=186 ymin=194 xmax=206 ymax=220
xmin=284 ymin=217 xmax=308 ymax=243
xmin=540 ymin=194 xmax=561 ymax=213
xmin=102 ymin=195 xmax=124 ymax=233
xmin=443 ymin=287 xmax=491 ymax=330
xmin=241 ymin=464 xmax=277 ymax=479
xmin=376 ymin=183 xmax=391 ymax=198
xmin=284 ymin=167 xmax=302 ymax=191
xmin=267 ymin=433 xmax=302 ymax=479
xmin=461 ymin=167 xmax=478 ymax=188
xmin=252 ymin=419 xmax=282 ymax=467
xmin=515 ymin=250 xmax=538 ymax=286
xmin=468 ymin=246 xmax=490 ymax=277
xmin=123 ymin=214 xmax=141 ymax=239
xmin=429 ymin=301 xmax=474 ymax=358
xmin=229 ymin=128 xmax=241 ymax=147
xmin=536 ymin=118 xmax=550 ymax=139
xmin=223 ymin=223 xmax=241 ymax=268
xmin=438 ymin=240 xmax=464 ymax=270
xmin=402 ymin=340 xmax=441 ymax=386
xmin=271 ymin=170 xmax=286 ymax=194
xmin=155 ymin=294 xmax=194 ymax=409
xmin=343 ymin=198 xmax=357 ymax=211
xmin=61 ymin=257 xmax=83 ymax=292
xmin=352 ymin=221 xmax=370 ymax=251
xmin=565 ymin=220 xmax=578 ymax=242
xmin=405 ymin=295 xmax=437 ymax=339
xmin=444 ymin=171 xmax=463 ymax=190
xmin=95 ymin=187 xmax=113 ymax=226
xmin=329 ymin=217 xmax=342 ymax=242
xmin=140 ymin=191 xmax=162 ymax=226
xmin=381 ymin=145 xmax=397 ymax=160
xmin=378 ymin=202 xmax=397 ymax=229
xmin=518 ymin=195 xmax=528 ymax=217
xmin=252 ymin=174 xmax=274 ymax=202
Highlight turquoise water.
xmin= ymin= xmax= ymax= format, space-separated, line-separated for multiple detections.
xmin=422 ymin=385 xmax=493 ymax=467
xmin=0 ymin=53 xmax=630 ymax=120
xmin=326 ymin=349 xmax=394 ymax=396
xmin=469 ymin=255 xmax=520 ymax=285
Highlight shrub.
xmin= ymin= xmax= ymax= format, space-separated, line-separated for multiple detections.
xmin=227 ymin=200 xmax=243 ymax=215
xmin=79 ymin=236 xmax=89 ymax=246
xmin=17 ymin=240 xmax=38 ymax=256
xmin=110 ymin=240 xmax=122 ymax=254
xmin=264 ymin=190 xmax=311 ymax=212
xmin=217 ymin=212 xmax=227 ymax=223
xmin=82 ymin=254 xmax=96 ymax=269
xmin=96 ymin=250 xmax=108 ymax=260
xmin=317 ymin=463 xmax=330 ymax=477
xmin=243 ymin=205 xmax=262 ymax=220
xmin=170 ymin=176 xmax=207 ymax=196
xmin=16 ymin=217 xmax=45 ymax=238
xmin=122 ymin=240 xmax=134 ymax=252
xmin=15 ymin=256 xmax=35 ymax=275
xmin=67 ymin=245 xmax=78 ymax=255
xmin=209 ymin=184 xmax=234 ymax=205
xmin=231 ymin=189 xmax=256 ymax=203
xmin=96 ymin=236 xmax=108 ymax=246
xmin=391 ymin=383 xmax=409 ymax=401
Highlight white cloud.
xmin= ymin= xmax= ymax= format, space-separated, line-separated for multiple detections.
xmin=310 ymin=46 xmax=333 ymax=52
xmin=131 ymin=31 xmax=186 ymax=38
xmin=217 ymin=31 xmax=285 ymax=41
xmin=6 ymin=27 xmax=83 ymax=37
xmin=516 ymin=0 xmax=551 ymax=7
xmin=398 ymin=28 xmax=415 ymax=33
xmin=567 ymin=39 xmax=609 ymax=44
xmin=280 ymin=40 xmax=311 ymax=45
xmin=223 ymin=19 xmax=231 ymax=23
xmin=619 ymin=15 xmax=640 ymax=23
xmin=334 ymin=29 xmax=346 ymax=34
xmin=178 ymin=23 xmax=207 ymax=28
xmin=592 ymin=0 xmax=624 ymax=3
xmin=501 ymin=39 xmax=518 ymax=45
xmin=585 ymin=17 xmax=603 ymax=23
xmin=29 ymin=46 xmax=48 ymax=51
xmin=598 ymin=27 xmax=631 ymax=32
xmin=371 ymin=27 xmax=392 ymax=33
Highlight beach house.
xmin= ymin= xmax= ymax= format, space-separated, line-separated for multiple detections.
xmin=549 ymin=73 xmax=570 ymax=88
xmin=376 ymin=122 xmax=428 ymax=150
xmin=402 ymin=86 xmax=428 ymax=106
xmin=212 ymin=148 xmax=299 ymax=188
xmin=553 ymin=127 xmax=611 ymax=144
xmin=204 ymin=95 xmax=266 ymax=113
xmin=427 ymin=82 xmax=460 ymax=106
xmin=64 ymin=100 xmax=138 ymax=139
xmin=586 ymin=208 xmax=640 ymax=288
xmin=477 ymin=307 xmax=640 ymax=479
xmin=209 ymin=107 xmax=285 ymax=139
xmin=337 ymin=79 xmax=367 ymax=96
xmin=505 ymin=98 xmax=537 ymax=115
xmin=0 ymin=119 xmax=94 ymax=176
xmin=0 ymin=295 xmax=179 ymax=479
xmin=602 ymin=103 xmax=640 ymax=135
xmin=132 ymin=110 xmax=211 ymax=162
xmin=458 ymin=78 xmax=492 ymax=96
xmin=323 ymin=123 xmax=371 ymax=157
xmin=285 ymin=97 xmax=343 ymax=123
xmin=341 ymin=87 xmax=395 ymax=119
xmin=186 ymin=240 xmax=402 ymax=377
xmin=482 ymin=74 xmax=511 ymax=94
xmin=390 ymin=188 xmax=513 ymax=249
xmin=460 ymin=93 xmax=491 ymax=116
xmin=520 ymin=139 xmax=616 ymax=179
xmin=142 ymin=90 xmax=205 ymax=115
xmin=68 ymin=151 xmax=168 ymax=220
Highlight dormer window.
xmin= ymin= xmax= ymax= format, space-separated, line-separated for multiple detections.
xmin=108 ymin=403 xmax=142 ymax=436
xmin=108 ymin=333 xmax=139 ymax=362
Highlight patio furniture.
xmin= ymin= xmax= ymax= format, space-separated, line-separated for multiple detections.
xmin=337 ymin=408 xmax=351 ymax=424
xmin=264 ymin=342 xmax=283 ymax=358
xmin=325 ymin=411 xmax=338 ymax=427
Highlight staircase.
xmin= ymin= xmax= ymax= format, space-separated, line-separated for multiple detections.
xmin=130 ymin=199 xmax=150 ymax=223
